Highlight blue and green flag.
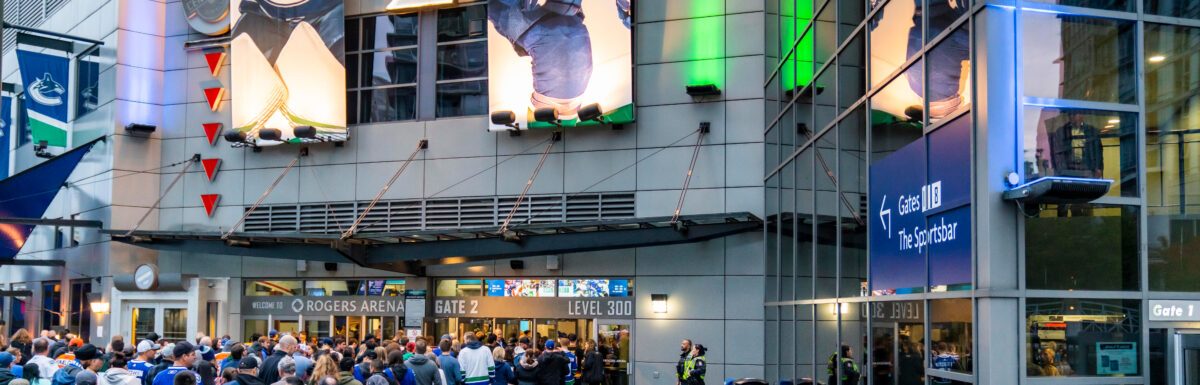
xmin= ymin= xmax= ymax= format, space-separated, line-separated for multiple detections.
xmin=16 ymin=50 xmax=70 ymax=148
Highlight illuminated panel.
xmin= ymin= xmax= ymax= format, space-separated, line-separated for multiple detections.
xmin=228 ymin=0 xmax=346 ymax=146
xmin=386 ymin=0 xmax=454 ymax=11
xmin=487 ymin=0 xmax=635 ymax=130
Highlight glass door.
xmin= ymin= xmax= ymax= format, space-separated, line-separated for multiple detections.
xmin=595 ymin=321 xmax=631 ymax=385
xmin=123 ymin=302 xmax=188 ymax=343
xmin=1179 ymin=332 xmax=1200 ymax=385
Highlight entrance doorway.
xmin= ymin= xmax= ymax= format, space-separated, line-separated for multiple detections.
xmin=123 ymin=302 xmax=188 ymax=342
xmin=1178 ymin=331 xmax=1200 ymax=384
xmin=595 ymin=321 xmax=631 ymax=385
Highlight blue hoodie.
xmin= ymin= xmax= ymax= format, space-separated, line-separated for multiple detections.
xmin=491 ymin=360 xmax=514 ymax=385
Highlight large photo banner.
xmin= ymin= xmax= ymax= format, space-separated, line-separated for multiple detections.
xmin=229 ymin=0 xmax=346 ymax=146
xmin=487 ymin=0 xmax=634 ymax=131
xmin=16 ymin=50 xmax=70 ymax=148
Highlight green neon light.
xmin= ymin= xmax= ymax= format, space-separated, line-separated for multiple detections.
xmin=683 ymin=13 xmax=725 ymax=87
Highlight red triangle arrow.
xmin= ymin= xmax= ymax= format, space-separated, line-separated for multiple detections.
xmin=203 ymin=123 xmax=223 ymax=145
xmin=204 ymin=51 xmax=226 ymax=76
xmin=201 ymin=194 xmax=220 ymax=217
xmin=201 ymin=158 xmax=221 ymax=181
xmin=203 ymin=87 xmax=224 ymax=111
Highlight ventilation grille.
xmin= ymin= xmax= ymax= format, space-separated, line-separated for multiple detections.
xmin=243 ymin=193 xmax=636 ymax=234
xmin=4 ymin=0 xmax=74 ymax=55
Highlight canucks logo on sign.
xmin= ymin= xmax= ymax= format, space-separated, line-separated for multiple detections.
xmin=28 ymin=74 xmax=65 ymax=107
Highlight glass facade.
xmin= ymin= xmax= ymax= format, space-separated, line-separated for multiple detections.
xmin=346 ymin=2 xmax=487 ymax=124
xmin=768 ymin=0 xmax=1200 ymax=383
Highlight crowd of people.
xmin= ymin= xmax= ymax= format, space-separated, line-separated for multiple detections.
xmin=0 ymin=328 xmax=624 ymax=385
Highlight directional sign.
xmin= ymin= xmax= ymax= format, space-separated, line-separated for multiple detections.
xmin=869 ymin=116 xmax=972 ymax=295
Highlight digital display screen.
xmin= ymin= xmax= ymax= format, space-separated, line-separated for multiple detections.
xmin=558 ymin=279 xmax=630 ymax=297
xmin=486 ymin=280 xmax=555 ymax=297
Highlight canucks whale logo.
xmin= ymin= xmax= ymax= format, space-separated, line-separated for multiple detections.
xmin=28 ymin=73 xmax=65 ymax=107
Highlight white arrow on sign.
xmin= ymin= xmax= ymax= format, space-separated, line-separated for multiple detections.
xmin=880 ymin=195 xmax=891 ymax=239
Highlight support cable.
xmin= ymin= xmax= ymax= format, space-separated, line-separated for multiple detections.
xmin=520 ymin=127 xmax=703 ymax=225
xmin=343 ymin=139 xmax=428 ymax=239
xmin=499 ymin=133 xmax=559 ymax=234
xmin=223 ymin=155 xmax=300 ymax=239
xmin=352 ymin=136 xmax=553 ymax=234
xmin=123 ymin=155 xmax=199 ymax=237
xmin=672 ymin=125 xmax=709 ymax=223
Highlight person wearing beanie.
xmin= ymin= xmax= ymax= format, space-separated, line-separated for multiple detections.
xmin=75 ymin=370 xmax=99 ymax=385
xmin=151 ymin=343 xmax=201 ymax=385
xmin=73 ymin=345 xmax=104 ymax=373
xmin=100 ymin=353 xmax=141 ymax=385
xmin=456 ymin=334 xmax=492 ymax=385
xmin=10 ymin=379 xmax=29 ymax=385
xmin=0 ymin=352 xmax=18 ymax=385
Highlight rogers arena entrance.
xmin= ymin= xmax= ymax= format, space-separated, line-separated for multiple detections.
xmin=432 ymin=279 xmax=633 ymax=385
xmin=241 ymin=279 xmax=413 ymax=344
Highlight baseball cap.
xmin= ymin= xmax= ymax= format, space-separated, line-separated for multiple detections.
xmin=75 ymin=370 xmax=98 ymax=385
xmin=159 ymin=343 xmax=176 ymax=359
xmin=0 ymin=352 xmax=14 ymax=367
xmin=268 ymin=330 xmax=279 ymax=338
xmin=173 ymin=342 xmax=195 ymax=358
xmin=519 ymin=337 xmax=530 ymax=345
xmin=238 ymin=357 xmax=259 ymax=370
xmin=363 ymin=350 xmax=377 ymax=360
xmin=544 ymin=340 xmax=556 ymax=350
xmin=137 ymin=340 xmax=159 ymax=354
xmin=145 ymin=333 xmax=160 ymax=342
xmin=74 ymin=344 xmax=100 ymax=361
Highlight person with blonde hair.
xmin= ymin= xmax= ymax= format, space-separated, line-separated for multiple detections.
xmin=489 ymin=347 xmax=513 ymax=385
xmin=8 ymin=331 xmax=31 ymax=365
xmin=307 ymin=356 xmax=337 ymax=385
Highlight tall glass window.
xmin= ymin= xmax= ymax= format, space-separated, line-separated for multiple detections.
xmin=1021 ymin=13 xmax=1136 ymax=104
xmin=75 ymin=48 xmax=101 ymax=118
xmin=40 ymin=282 xmax=59 ymax=332
xmin=869 ymin=0 xmax=923 ymax=88
xmin=349 ymin=13 xmax=419 ymax=123
xmin=1026 ymin=298 xmax=1141 ymax=377
xmin=1025 ymin=204 xmax=1140 ymax=291
xmin=1145 ymin=23 xmax=1200 ymax=291
xmin=435 ymin=4 xmax=488 ymax=117
xmin=1021 ymin=107 xmax=1137 ymax=197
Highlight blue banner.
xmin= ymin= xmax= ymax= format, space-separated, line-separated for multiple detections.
xmin=0 ymin=138 xmax=101 ymax=259
xmin=16 ymin=50 xmax=70 ymax=147
xmin=486 ymin=280 xmax=506 ymax=296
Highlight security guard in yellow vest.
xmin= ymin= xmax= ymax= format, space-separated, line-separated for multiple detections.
xmin=682 ymin=344 xmax=707 ymax=385
xmin=827 ymin=344 xmax=861 ymax=385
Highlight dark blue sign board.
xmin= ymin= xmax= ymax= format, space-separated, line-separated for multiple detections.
xmin=869 ymin=117 xmax=972 ymax=295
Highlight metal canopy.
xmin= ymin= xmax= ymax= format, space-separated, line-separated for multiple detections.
xmin=106 ymin=212 xmax=761 ymax=275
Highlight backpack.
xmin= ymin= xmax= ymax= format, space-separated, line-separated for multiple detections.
xmin=51 ymin=365 xmax=81 ymax=385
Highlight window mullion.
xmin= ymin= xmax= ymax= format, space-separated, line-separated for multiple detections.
xmin=418 ymin=10 xmax=439 ymax=121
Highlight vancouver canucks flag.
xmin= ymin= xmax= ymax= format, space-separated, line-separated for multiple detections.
xmin=16 ymin=50 xmax=69 ymax=147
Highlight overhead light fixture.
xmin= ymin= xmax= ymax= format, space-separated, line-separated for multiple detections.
xmin=87 ymin=293 xmax=109 ymax=314
xmin=1108 ymin=119 xmax=1120 ymax=124
xmin=293 ymin=126 xmax=316 ymax=139
xmin=651 ymin=294 xmax=668 ymax=313
xmin=386 ymin=0 xmax=455 ymax=11
xmin=1148 ymin=55 xmax=1166 ymax=63
xmin=533 ymin=107 xmax=562 ymax=127
xmin=224 ymin=130 xmax=248 ymax=143
xmin=258 ymin=128 xmax=282 ymax=141
xmin=685 ymin=83 xmax=721 ymax=98
xmin=491 ymin=110 xmax=520 ymax=131
xmin=124 ymin=123 xmax=157 ymax=135
xmin=830 ymin=303 xmax=849 ymax=315
xmin=577 ymin=103 xmax=605 ymax=123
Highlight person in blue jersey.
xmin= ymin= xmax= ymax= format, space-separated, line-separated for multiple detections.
xmin=0 ymin=352 xmax=18 ymax=385
xmin=552 ymin=340 xmax=574 ymax=385
xmin=151 ymin=343 xmax=201 ymax=385
xmin=128 ymin=342 xmax=157 ymax=382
